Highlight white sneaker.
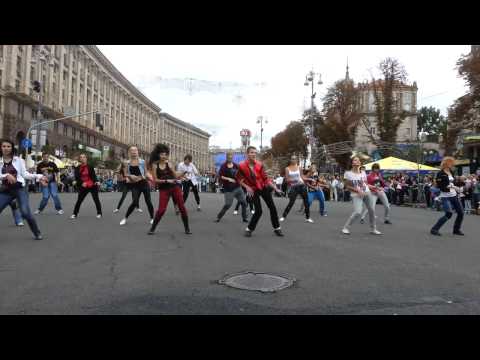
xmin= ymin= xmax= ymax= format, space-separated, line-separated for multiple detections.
xmin=370 ymin=229 xmax=383 ymax=235
xmin=279 ymin=217 xmax=285 ymax=222
xmin=34 ymin=210 xmax=41 ymax=215
xmin=233 ymin=210 xmax=238 ymax=215
xmin=341 ymin=228 xmax=350 ymax=235
xmin=57 ymin=210 xmax=64 ymax=215
xmin=113 ymin=209 xmax=119 ymax=213
xmin=150 ymin=219 xmax=154 ymax=225
xmin=306 ymin=218 xmax=314 ymax=223
xmin=70 ymin=214 xmax=76 ymax=219
xmin=96 ymin=214 xmax=102 ymax=219
xmin=120 ymin=218 xmax=127 ymax=225
xmin=16 ymin=222 xmax=25 ymax=226
xmin=136 ymin=208 xmax=143 ymax=213
xmin=251 ymin=210 xmax=255 ymax=214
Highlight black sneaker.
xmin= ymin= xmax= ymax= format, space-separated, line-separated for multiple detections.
xmin=430 ymin=230 xmax=441 ymax=236
xmin=453 ymin=230 xmax=465 ymax=236
xmin=384 ymin=220 xmax=392 ymax=225
xmin=242 ymin=219 xmax=249 ymax=223
xmin=214 ymin=218 xmax=220 ymax=223
xmin=360 ymin=219 xmax=365 ymax=224
xmin=274 ymin=229 xmax=284 ymax=237
xmin=34 ymin=234 xmax=43 ymax=240
xmin=244 ymin=230 xmax=252 ymax=237
xmin=147 ymin=230 xmax=155 ymax=235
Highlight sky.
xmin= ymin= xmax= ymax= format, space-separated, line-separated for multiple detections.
xmin=98 ymin=45 xmax=471 ymax=149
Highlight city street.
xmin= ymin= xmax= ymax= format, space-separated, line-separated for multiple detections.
xmin=0 ymin=192 xmax=479 ymax=315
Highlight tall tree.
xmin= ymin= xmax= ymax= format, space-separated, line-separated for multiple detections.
xmin=370 ymin=58 xmax=410 ymax=156
xmin=417 ymin=106 xmax=448 ymax=137
xmin=315 ymin=78 xmax=362 ymax=169
xmin=270 ymin=120 xmax=308 ymax=160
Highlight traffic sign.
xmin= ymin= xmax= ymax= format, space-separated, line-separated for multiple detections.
xmin=22 ymin=138 xmax=32 ymax=148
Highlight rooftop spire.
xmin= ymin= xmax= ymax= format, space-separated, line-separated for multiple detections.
xmin=345 ymin=57 xmax=350 ymax=81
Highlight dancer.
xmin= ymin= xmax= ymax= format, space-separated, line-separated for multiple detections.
xmin=279 ymin=156 xmax=313 ymax=223
xmin=341 ymin=156 xmax=382 ymax=235
xmin=177 ymin=154 xmax=201 ymax=211
xmin=70 ymin=153 xmax=102 ymax=219
xmin=0 ymin=139 xmax=47 ymax=240
xmin=304 ymin=165 xmax=328 ymax=217
xmin=113 ymin=162 xmax=142 ymax=213
xmin=34 ymin=152 xmax=64 ymax=215
xmin=119 ymin=145 xmax=155 ymax=225
xmin=359 ymin=163 xmax=392 ymax=224
xmin=236 ymin=146 xmax=284 ymax=237
xmin=430 ymin=156 xmax=465 ymax=236
xmin=10 ymin=199 xmax=24 ymax=226
xmin=214 ymin=151 xmax=248 ymax=223
xmin=148 ymin=143 xmax=191 ymax=235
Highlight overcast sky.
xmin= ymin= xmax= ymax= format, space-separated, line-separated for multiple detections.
xmin=98 ymin=45 xmax=471 ymax=149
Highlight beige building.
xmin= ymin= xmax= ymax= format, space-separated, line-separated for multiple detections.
xmin=355 ymin=79 xmax=418 ymax=154
xmin=0 ymin=45 xmax=212 ymax=171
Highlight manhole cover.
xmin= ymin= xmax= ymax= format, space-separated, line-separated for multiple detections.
xmin=218 ymin=271 xmax=296 ymax=293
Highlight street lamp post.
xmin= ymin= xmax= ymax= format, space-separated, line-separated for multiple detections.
xmin=417 ymin=128 xmax=429 ymax=185
xmin=304 ymin=69 xmax=323 ymax=167
xmin=256 ymin=116 xmax=268 ymax=152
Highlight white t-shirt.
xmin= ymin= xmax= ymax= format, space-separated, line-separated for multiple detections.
xmin=440 ymin=175 xmax=457 ymax=198
xmin=275 ymin=176 xmax=284 ymax=186
xmin=177 ymin=162 xmax=199 ymax=185
xmin=344 ymin=170 xmax=369 ymax=197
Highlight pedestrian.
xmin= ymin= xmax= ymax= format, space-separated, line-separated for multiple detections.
xmin=304 ymin=165 xmax=328 ymax=217
xmin=424 ymin=176 xmax=432 ymax=208
xmin=279 ymin=156 xmax=313 ymax=223
xmin=177 ymin=154 xmax=201 ymax=211
xmin=430 ymin=157 xmax=465 ymax=236
xmin=119 ymin=145 xmax=155 ymax=226
xmin=70 ymin=153 xmax=103 ymax=219
xmin=236 ymin=146 xmax=284 ymax=237
xmin=34 ymin=152 xmax=64 ymax=215
xmin=0 ymin=139 xmax=48 ymax=240
xmin=214 ymin=151 xmax=248 ymax=223
xmin=341 ymin=156 xmax=382 ymax=235
xmin=148 ymin=143 xmax=191 ymax=235
xmin=359 ymin=163 xmax=392 ymax=225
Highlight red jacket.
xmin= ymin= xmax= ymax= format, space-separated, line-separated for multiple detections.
xmin=236 ymin=160 xmax=273 ymax=191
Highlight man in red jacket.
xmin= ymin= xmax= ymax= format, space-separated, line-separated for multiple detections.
xmin=236 ymin=146 xmax=284 ymax=237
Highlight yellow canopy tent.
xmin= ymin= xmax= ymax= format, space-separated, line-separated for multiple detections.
xmin=363 ymin=156 xmax=439 ymax=171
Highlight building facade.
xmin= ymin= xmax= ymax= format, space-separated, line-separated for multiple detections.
xmin=355 ymin=80 xmax=418 ymax=155
xmin=0 ymin=45 xmax=211 ymax=171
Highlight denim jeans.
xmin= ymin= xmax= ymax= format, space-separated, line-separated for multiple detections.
xmin=38 ymin=182 xmax=62 ymax=211
xmin=431 ymin=196 xmax=464 ymax=233
xmin=307 ymin=190 xmax=325 ymax=215
xmin=0 ymin=188 xmax=41 ymax=236
xmin=217 ymin=187 xmax=247 ymax=220
xmin=10 ymin=200 xmax=23 ymax=225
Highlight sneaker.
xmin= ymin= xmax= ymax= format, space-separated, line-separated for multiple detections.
xmin=370 ymin=229 xmax=383 ymax=235
xmin=214 ymin=218 xmax=220 ymax=223
xmin=150 ymin=219 xmax=154 ymax=225
xmin=136 ymin=208 xmax=143 ymax=213
xmin=251 ymin=210 xmax=255 ymax=214
xmin=57 ymin=210 xmax=64 ymax=215
xmin=197 ymin=206 xmax=201 ymax=211
xmin=274 ymin=229 xmax=284 ymax=237
xmin=233 ymin=210 xmax=238 ymax=215
xmin=384 ymin=220 xmax=392 ymax=225
xmin=34 ymin=234 xmax=43 ymax=241
xmin=244 ymin=230 xmax=252 ymax=237
xmin=96 ymin=214 xmax=102 ymax=219
xmin=279 ymin=217 xmax=285 ymax=222
xmin=120 ymin=218 xmax=127 ymax=226
xmin=148 ymin=230 xmax=155 ymax=235
xmin=113 ymin=209 xmax=119 ymax=213
xmin=242 ymin=219 xmax=249 ymax=223
xmin=341 ymin=228 xmax=350 ymax=235
xmin=16 ymin=222 xmax=25 ymax=227
xmin=70 ymin=214 xmax=76 ymax=219
xmin=34 ymin=210 xmax=41 ymax=215
xmin=322 ymin=213 xmax=328 ymax=217
xmin=306 ymin=218 xmax=314 ymax=223
xmin=453 ymin=230 xmax=465 ymax=236
xmin=360 ymin=218 xmax=365 ymax=224
xmin=430 ymin=230 xmax=441 ymax=236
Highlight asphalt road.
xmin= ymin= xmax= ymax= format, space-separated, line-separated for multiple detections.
xmin=1 ymin=191 xmax=479 ymax=315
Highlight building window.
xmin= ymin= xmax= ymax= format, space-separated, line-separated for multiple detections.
xmin=72 ymin=128 xmax=76 ymax=139
xmin=403 ymin=92 xmax=412 ymax=111
xmin=64 ymin=125 xmax=68 ymax=136
xmin=15 ymin=80 xmax=21 ymax=92
xmin=30 ymin=66 xmax=35 ymax=81
xmin=406 ymin=128 xmax=411 ymax=137
xmin=16 ymin=56 xmax=22 ymax=78
xmin=64 ymin=53 xmax=68 ymax=67
xmin=0 ymin=70 xmax=3 ymax=86
xmin=370 ymin=127 xmax=376 ymax=135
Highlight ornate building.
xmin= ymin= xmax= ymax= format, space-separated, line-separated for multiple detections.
xmin=0 ymin=45 xmax=212 ymax=171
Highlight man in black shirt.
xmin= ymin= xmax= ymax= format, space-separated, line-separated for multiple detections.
xmin=35 ymin=152 xmax=64 ymax=215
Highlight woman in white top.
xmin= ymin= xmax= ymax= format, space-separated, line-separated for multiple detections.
xmin=430 ymin=156 xmax=464 ymax=236
xmin=177 ymin=154 xmax=201 ymax=211
xmin=279 ymin=156 xmax=313 ymax=223
xmin=0 ymin=139 xmax=48 ymax=240
xmin=342 ymin=156 xmax=381 ymax=235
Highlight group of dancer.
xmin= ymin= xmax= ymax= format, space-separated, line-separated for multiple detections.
xmin=1 ymin=137 xmax=466 ymax=240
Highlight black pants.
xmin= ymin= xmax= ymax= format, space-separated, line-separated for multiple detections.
xmin=125 ymin=182 xmax=154 ymax=219
xmin=424 ymin=187 xmax=431 ymax=207
xmin=116 ymin=182 xmax=132 ymax=210
xmin=73 ymin=186 xmax=102 ymax=216
xmin=248 ymin=187 xmax=280 ymax=232
xmin=183 ymin=180 xmax=200 ymax=205
xmin=283 ymin=184 xmax=310 ymax=219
